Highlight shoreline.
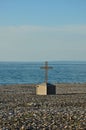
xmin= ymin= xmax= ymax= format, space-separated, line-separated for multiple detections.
xmin=0 ymin=83 xmax=86 ymax=94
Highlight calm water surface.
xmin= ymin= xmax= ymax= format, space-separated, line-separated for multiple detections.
xmin=0 ymin=61 xmax=86 ymax=84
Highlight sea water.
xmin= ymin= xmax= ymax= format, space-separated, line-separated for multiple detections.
xmin=0 ymin=61 xmax=86 ymax=84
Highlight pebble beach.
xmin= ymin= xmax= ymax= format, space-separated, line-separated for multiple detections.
xmin=0 ymin=84 xmax=86 ymax=130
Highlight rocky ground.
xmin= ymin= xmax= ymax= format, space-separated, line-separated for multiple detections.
xmin=0 ymin=84 xmax=86 ymax=130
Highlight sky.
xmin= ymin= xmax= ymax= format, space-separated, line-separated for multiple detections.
xmin=0 ymin=0 xmax=86 ymax=61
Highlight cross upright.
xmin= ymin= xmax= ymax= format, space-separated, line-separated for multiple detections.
xmin=40 ymin=61 xmax=53 ymax=83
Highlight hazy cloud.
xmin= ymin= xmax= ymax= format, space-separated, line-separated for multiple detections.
xmin=0 ymin=24 xmax=86 ymax=33
xmin=0 ymin=25 xmax=86 ymax=61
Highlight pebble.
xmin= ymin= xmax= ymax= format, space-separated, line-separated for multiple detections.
xmin=0 ymin=85 xmax=86 ymax=130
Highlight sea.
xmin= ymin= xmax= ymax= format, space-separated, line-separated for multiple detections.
xmin=0 ymin=61 xmax=86 ymax=85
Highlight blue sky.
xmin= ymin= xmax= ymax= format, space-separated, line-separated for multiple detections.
xmin=0 ymin=0 xmax=86 ymax=61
